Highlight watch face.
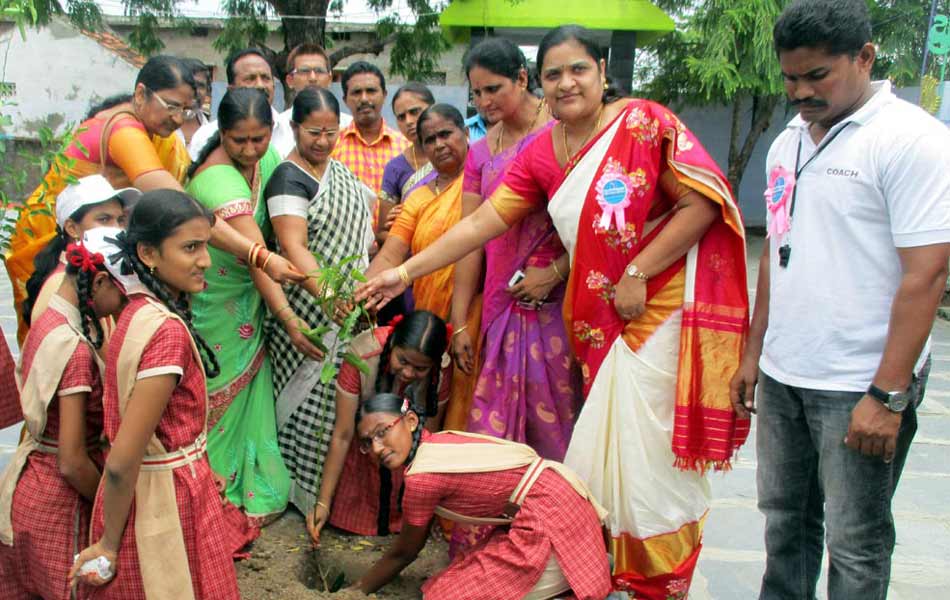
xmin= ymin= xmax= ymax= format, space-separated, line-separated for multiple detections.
xmin=888 ymin=393 xmax=910 ymax=412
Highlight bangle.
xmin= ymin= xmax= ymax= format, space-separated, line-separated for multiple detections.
xmin=276 ymin=304 xmax=293 ymax=317
xmin=247 ymin=243 xmax=264 ymax=268
xmin=451 ymin=325 xmax=467 ymax=338
xmin=315 ymin=500 xmax=329 ymax=511
xmin=280 ymin=312 xmax=298 ymax=324
xmin=397 ymin=264 xmax=412 ymax=286
xmin=551 ymin=261 xmax=566 ymax=282
xmin=260 ymin=250 xmax=274 ymax=271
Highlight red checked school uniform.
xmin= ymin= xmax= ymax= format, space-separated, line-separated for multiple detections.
xmin=403 ymin=432 xmax=612 ymax=600
xmin=87 ymin=295 xmax=240 ymax=600
xmin=0 ymin=296 xmax=104 ymax=600
xmin=328 ymin=327 xmax=450 ymax=536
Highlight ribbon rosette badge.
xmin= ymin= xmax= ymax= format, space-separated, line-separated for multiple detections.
xmin=595 ymin=165 xmax=634 ymax=232
xmin=764 ymin=166 xmax=795 ymax=238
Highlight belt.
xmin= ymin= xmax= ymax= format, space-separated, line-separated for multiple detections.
xmin=140 ymin=432 xmax=207 ymax=476
xmin=33 ymin=435 xmax=106 ymax=455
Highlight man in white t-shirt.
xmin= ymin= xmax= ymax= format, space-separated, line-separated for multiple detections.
xmin=188 ymin=48 xmax=295 ymax=159
xmin=274 ymin=42 xmax=352 ymax=158
xmin=730 ymin=1 xmax=950 ymax=598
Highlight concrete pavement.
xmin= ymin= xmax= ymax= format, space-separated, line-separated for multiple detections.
xmin=1 ymin=236 xmax=947 ymax=599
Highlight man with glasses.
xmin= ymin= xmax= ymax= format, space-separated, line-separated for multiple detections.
xmin=177 ymin=58 xmax=211 ymax=146
xmin=188 ymin=48 xmax=296 ymax=159
xmin=279 ymin=43 xmax=352 ymax=131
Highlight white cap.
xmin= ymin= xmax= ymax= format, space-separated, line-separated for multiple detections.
xmin=80 ymin=227 xmax=149 ymax=297
xmin=56 ymin=175 xmax=142 ymax=228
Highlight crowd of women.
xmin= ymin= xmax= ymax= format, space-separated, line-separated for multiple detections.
xmin=0 ymin=22 xmax=750 ymax=600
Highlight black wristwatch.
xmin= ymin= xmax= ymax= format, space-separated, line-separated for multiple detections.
xmin=866 ymin=383 xmax=913 ymax=413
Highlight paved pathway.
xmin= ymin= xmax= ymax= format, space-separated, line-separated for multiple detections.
xmin=1 ymin=236 xmax=947 ymax=599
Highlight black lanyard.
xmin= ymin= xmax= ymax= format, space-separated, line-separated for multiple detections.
xmin=778 ymin=122 xmax=852 ymax=268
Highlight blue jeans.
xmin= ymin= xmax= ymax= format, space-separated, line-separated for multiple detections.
xmin=756 ymin=361 xmax=928 ymax=600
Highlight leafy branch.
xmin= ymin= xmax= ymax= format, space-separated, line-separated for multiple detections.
xmin=298 ymin=253 xmax=373 ymax=385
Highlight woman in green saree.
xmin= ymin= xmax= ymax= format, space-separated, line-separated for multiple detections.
xmin=186 ymin=88 xmax=324 ymax=524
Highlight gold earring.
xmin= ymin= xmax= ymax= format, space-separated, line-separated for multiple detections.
xmin=149 ymin=266 xmax=156 ymax=275
xmin=603 ymin=81 xmax=609 ymax=91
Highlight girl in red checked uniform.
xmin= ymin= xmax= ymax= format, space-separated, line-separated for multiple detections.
xmin=350 ymin=393 xmax=613 ymax=600
xmin=307 ymin=311 xmax=450 ymax=544
xmin=0 ymin=235 xmax=126 ymax=600
xmin=70 ymin=190 xmax=241 ymax=600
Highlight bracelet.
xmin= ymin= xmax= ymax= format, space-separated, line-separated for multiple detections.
xmin=275 ymin=304 xmax=293 ymax=317
xmin=280 ymin=312 xmax=299 ymax=324
xmin=397 ymin=264 xmax=412 ymax=286
xmin=551 ymin=261 xmax=566 ymax=282
xmin=451 ymin=325 xmax=468 ymax=338
xmin=247 ymin=243 xmax=264 ymax=268
xmin=260 ymin=250 xmax=274 ymax=271
xmin=315 ymin=500 xmax=329 ymax=511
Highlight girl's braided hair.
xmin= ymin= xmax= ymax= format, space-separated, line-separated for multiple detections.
xmin=107 ymin=189 xmax=220 ymax=378
xmin=63 ymin=243 xmax=108 ymax=349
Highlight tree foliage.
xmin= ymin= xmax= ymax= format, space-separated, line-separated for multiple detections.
xmin=34 ymin=0 xmax=450 ymax=81
xmin=638 ymin=0 xmax=937 ymax=194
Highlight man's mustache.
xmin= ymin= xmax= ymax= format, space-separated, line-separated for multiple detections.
xmin=790 ymin=98 xmax=828 ymax=109
xmin=357 ymin=103 xmax=376 ymax=111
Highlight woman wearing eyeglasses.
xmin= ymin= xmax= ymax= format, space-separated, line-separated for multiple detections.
xmin=263 ymin=87 xmax=376 ymax=514
xmin=306 ymin=311 xmax=449 ymax=546
xmin=7 ymin=55 xmax=304 ymax=347
xmin=348 ymin=392 xmax=612 ymax=600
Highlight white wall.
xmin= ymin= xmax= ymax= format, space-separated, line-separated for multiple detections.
xmin=0 ymin=20 xmax=139 ymax=138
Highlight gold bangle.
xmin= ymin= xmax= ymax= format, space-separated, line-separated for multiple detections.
xmin=276 ymin=304 xmax=293 ymax=317
xmin=315 ymin=500 xmax=329 ymax=511
xmin=260 ymin=250 xmax=274 ymax=271
xmin=551 ymin=261 xmax=566 ymax=282
xmin=397 ymin=264 xmax=412 ymax=286
xmin=451 ymin=325 xmax=468 ymax=338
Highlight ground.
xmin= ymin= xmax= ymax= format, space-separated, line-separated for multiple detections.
xmin=235 ymin=511 xmax=446 ymax=599
xmin=1 ymin=234 xmax=948 ymax=599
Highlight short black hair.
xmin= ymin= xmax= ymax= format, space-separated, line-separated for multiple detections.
xmin=774 ymin=0 xmax=871 ymax=57
xmin=225 ymin=48 xmax=274 ymax=85
xmin=341 ymin=61 xmax=386 ymax=97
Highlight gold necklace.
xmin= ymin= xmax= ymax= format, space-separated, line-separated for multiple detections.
xmin=561 ymin=103 xmax=604 ymax=162
xmin=408 ymin=145 xmax=422 ymax=171
xmin=494 ymin=98 xmax=546 ymax=157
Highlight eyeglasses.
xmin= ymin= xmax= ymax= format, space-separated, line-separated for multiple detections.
xmin=292 ymin=66 xmax=330 ymax=77
xmin=358 ymin=415 xmax=403 ymax=454
xmin=302 ymin=127 xmax=339 ymax=137
xmin=148 ymin=88 xmax=196 ymax=120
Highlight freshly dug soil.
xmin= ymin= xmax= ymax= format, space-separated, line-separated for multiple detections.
xmin=236 ymin=510 xmax=448 ymax=599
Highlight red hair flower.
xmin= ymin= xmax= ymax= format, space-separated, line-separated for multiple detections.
xmin=65 ymin=243 xmax=105 ymax=273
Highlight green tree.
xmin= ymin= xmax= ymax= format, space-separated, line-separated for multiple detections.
xmin=36 ymin=0 xmax=450 ymax=81
xmin=639 ymin=0 xmax=936 ymax=194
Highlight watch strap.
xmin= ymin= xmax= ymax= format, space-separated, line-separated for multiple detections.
xmin=866 ymin=384 xmax=890 ymax=403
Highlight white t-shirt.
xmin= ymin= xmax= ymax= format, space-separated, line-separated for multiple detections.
xmin=187 ymin=106 xmax=295 ymax=160
xmin=760 ymin=81 xmax=950 ymax=391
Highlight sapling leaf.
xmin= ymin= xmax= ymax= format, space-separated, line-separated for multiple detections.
xmin=319 ymin=362 xmax=338 ymax=384
xmin=343 ymin=352 xmax=371 ymax=374
xmin=349 ymin=269 xmax=367 ymax=282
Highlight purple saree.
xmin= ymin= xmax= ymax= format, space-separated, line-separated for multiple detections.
xmin=463 ymin=122 xmax=580 ymax=460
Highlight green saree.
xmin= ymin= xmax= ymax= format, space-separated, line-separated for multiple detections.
xmin=186 ymin=145 xmax=290 ymax=521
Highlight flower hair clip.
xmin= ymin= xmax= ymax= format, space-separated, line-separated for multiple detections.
xmin=66 ymin=243 xmax=105 ymax=273
xmin=400 ymin=397 xmax=410 ymax=415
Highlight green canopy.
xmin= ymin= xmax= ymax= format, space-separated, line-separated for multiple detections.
xmin=439 ymin=0 xmax=675 ymax=46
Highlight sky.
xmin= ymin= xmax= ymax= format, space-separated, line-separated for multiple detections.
xmin=94 ymin=0 xmax=418 ymax=23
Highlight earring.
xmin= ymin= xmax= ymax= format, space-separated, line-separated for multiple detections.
xmin=603 ymin=81 xmax=609 ymax=91
xmin=149 ymin=266 xmax=156 ymax=275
